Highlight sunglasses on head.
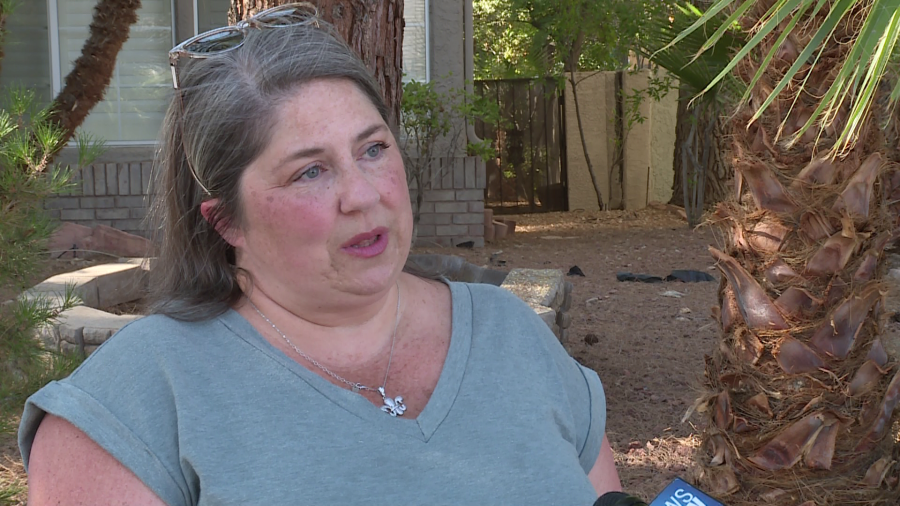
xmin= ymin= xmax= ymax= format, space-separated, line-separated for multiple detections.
xmin=168 ymin=2 xmax=320 ymax=89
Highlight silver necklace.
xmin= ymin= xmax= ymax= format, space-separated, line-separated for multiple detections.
xmin=248 ymin=284 xmax=406 ymax=417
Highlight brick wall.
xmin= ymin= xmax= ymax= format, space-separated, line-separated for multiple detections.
xmin=410 ymin=156 xmax=486 ymax=248
xmin=45 ymin=162 xmax=153 ymax=237
xmin=49 ymin=155 xmax=487 ymax=247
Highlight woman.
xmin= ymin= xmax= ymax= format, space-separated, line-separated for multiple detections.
xmin=19 ymin=4 xmax=621 ymax=504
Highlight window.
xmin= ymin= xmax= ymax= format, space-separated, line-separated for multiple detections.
xmin=0 ymin=0 xmax=173 ymax=144
xmin=0 ymin=2 xmax=52 ymax=104
xmin=403 ymin=0 xmax=429 ymax=83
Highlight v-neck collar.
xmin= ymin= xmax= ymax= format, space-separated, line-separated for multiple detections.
xmin=217 ymin=281 xmax=473 ymax=442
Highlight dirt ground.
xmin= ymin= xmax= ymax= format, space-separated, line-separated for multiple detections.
xmin=0 ymin=208 xmax=723 ymax=503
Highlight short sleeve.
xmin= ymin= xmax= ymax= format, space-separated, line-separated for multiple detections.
xmin=472 ymin=283 xmax=607 ymax=474
xmin=535 ymin=313 xmax=606 ymax=473
xmin=572 ymin=363 xmax=606 ymax=472
xmin=18 ymin=317 xmax=193 ymax=506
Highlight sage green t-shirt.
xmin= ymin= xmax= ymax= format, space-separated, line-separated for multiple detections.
xmin=20 ymin=282 xmax=606 ymax=505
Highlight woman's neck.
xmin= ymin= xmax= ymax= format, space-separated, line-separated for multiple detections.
xmin=237 ymin=276 xmax=403 ymax=367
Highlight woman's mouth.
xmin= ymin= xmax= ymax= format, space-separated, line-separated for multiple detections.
xmin=342 ymin=228 xmax=389 ymax=258
xmin=352 ymin=236 xmax=379 ymax=248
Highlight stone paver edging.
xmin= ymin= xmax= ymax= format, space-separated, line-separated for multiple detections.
xmin=22 ymin=259 xmax=148 ymax=356
xmin=20 ymin=262 xmax=571 ymax=357
xmin=500 ymin=268 xmax=573 ymax=341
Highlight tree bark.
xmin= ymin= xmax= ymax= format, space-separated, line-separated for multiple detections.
xmin=669 ymin=85 xmax=730 ymax=209
xmin=229 ymin=0 xmax=404 ymax=129
xmin=47 ymin=0 xmax=142 ymax=156
xmin=696 ymin=3 xmax=900 ymax=504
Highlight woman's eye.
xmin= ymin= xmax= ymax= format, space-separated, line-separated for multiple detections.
xmin=366 ymin=144 xmax=384 ymax=158
xmin=300 ymin=166 xmax=321 ymax=180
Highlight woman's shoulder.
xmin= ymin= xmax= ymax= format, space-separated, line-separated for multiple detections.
xmin=102 ymin=311 xmax=232 ymax=346
xmin=448 ymin=280 xmax=530 ymax=309
xmin=71 ymin=310 xmax=242 ymax=377
xmin=450 ymin=280 xmax=548 ymax=328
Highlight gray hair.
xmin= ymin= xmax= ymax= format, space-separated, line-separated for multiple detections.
xmin=147 ymin=21 xmax=390 ymax=321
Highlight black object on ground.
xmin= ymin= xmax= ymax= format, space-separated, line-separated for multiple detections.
xmin=665 ymin=270 xmax=716 ymax=282
xmin=456 ymin=241 xmax=475 ymax=249
xmin=617 ymin=269 xmax=715 ymax=283
xmin=567 ymin=265 xmax=586 ymax=277
xmin=616 ymin=272 xmax=664 ymax=283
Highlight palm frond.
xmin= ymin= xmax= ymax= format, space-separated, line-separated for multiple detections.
xmin=642 ymin=2 xmax=745 ymax=100
xmin=670 ymin=0 xmax=900 ymax=154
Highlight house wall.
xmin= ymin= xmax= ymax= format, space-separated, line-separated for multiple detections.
xmin=410 ymin=0 xmax=485 ymax=247
xmin=41 ymin=0 xmax=485 ymax=247
xmin=564 ymin=70 xmax=678 ymax=211
xmin=45 ymin=160 xmax=153 ymax=237
xmin=410 ymin=157 xmax=486 ymax=248
xmin=427 ymin=0 xmax=467 ymax=155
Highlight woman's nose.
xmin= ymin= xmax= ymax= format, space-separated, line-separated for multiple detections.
xmin=338 ymin=161 xmax=381 ymax=214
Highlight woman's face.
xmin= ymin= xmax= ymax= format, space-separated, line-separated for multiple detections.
xmin=224 ymin=78 xmax=412 ymax=307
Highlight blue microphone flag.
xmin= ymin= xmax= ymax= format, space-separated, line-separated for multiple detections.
xmin=649 ymin=478 xmax=725 ymax=506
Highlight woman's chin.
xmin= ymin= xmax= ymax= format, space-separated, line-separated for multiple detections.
xmin=342 ymin=262 xmax=404 ymax=295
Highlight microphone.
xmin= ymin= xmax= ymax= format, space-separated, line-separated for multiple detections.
xmin=594 ymin=478 xmax=724 ymax=506
xmin=593 ymin=491 xmax=647 ymax=506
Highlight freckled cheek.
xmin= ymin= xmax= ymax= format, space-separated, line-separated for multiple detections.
xmin=251 ymin=195 xmax=329 ymax=240
xmin=376 ymin=174 xmax=407 ymax=205
xmin=379 ymin=158 xmax=409 ymax=198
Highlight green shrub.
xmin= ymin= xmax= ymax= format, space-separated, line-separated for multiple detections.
xmin=0 ymin=86 xmax=102 ymax=425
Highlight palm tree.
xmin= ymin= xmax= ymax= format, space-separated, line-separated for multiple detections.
xmin=658 ymin=1 xmax=900 ymax=504
xmin=229 ymin=0 xmax=404 ymax=128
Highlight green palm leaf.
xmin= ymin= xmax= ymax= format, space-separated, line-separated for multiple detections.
xmin=670 ymin=0 xmax=900 ymax=154
xmin=642 ymin=2 xmax=745 ymax=100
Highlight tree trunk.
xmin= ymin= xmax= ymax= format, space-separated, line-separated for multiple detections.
xmin=697 ymin=3 xmax=900 ymax=505
xmin=47 ymin=0 xmax=142 ymax=157
xmin=669 ymin=85 xmax=730 ymax=210
xmin=229 ymin=0 xmax=403 ymax=129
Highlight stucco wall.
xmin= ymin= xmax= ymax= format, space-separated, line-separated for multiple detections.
xmin=564 ymin=70 xmax=677 ymax=211
xmin=649 ymin=74 xmax=678 ymax=204
xmin=563 ymin=72 xmax=616 ymax=211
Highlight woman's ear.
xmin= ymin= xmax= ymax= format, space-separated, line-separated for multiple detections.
xmin=200 ymin=199 xmax=243 ymax=247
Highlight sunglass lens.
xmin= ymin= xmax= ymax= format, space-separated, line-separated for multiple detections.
xmin=185 ymin=30 xmax=245 ymax=54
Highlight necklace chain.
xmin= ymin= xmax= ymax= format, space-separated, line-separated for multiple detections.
xmin=248 ymin=283 xmax=402 ymax=396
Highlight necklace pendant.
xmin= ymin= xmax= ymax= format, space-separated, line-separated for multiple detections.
xmin=378 ymin=386 xmax=406 ymax=417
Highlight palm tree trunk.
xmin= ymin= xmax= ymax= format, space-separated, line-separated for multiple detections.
xmin=697 ymin=3 xmax=900 ymax=505
xmin=670 ymin=86 xmax=730 ymax=210
xmin=47 ymin=0 xmax=142 ymax=157
xmin=230 ymin=0 xmax=404 ymax=129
